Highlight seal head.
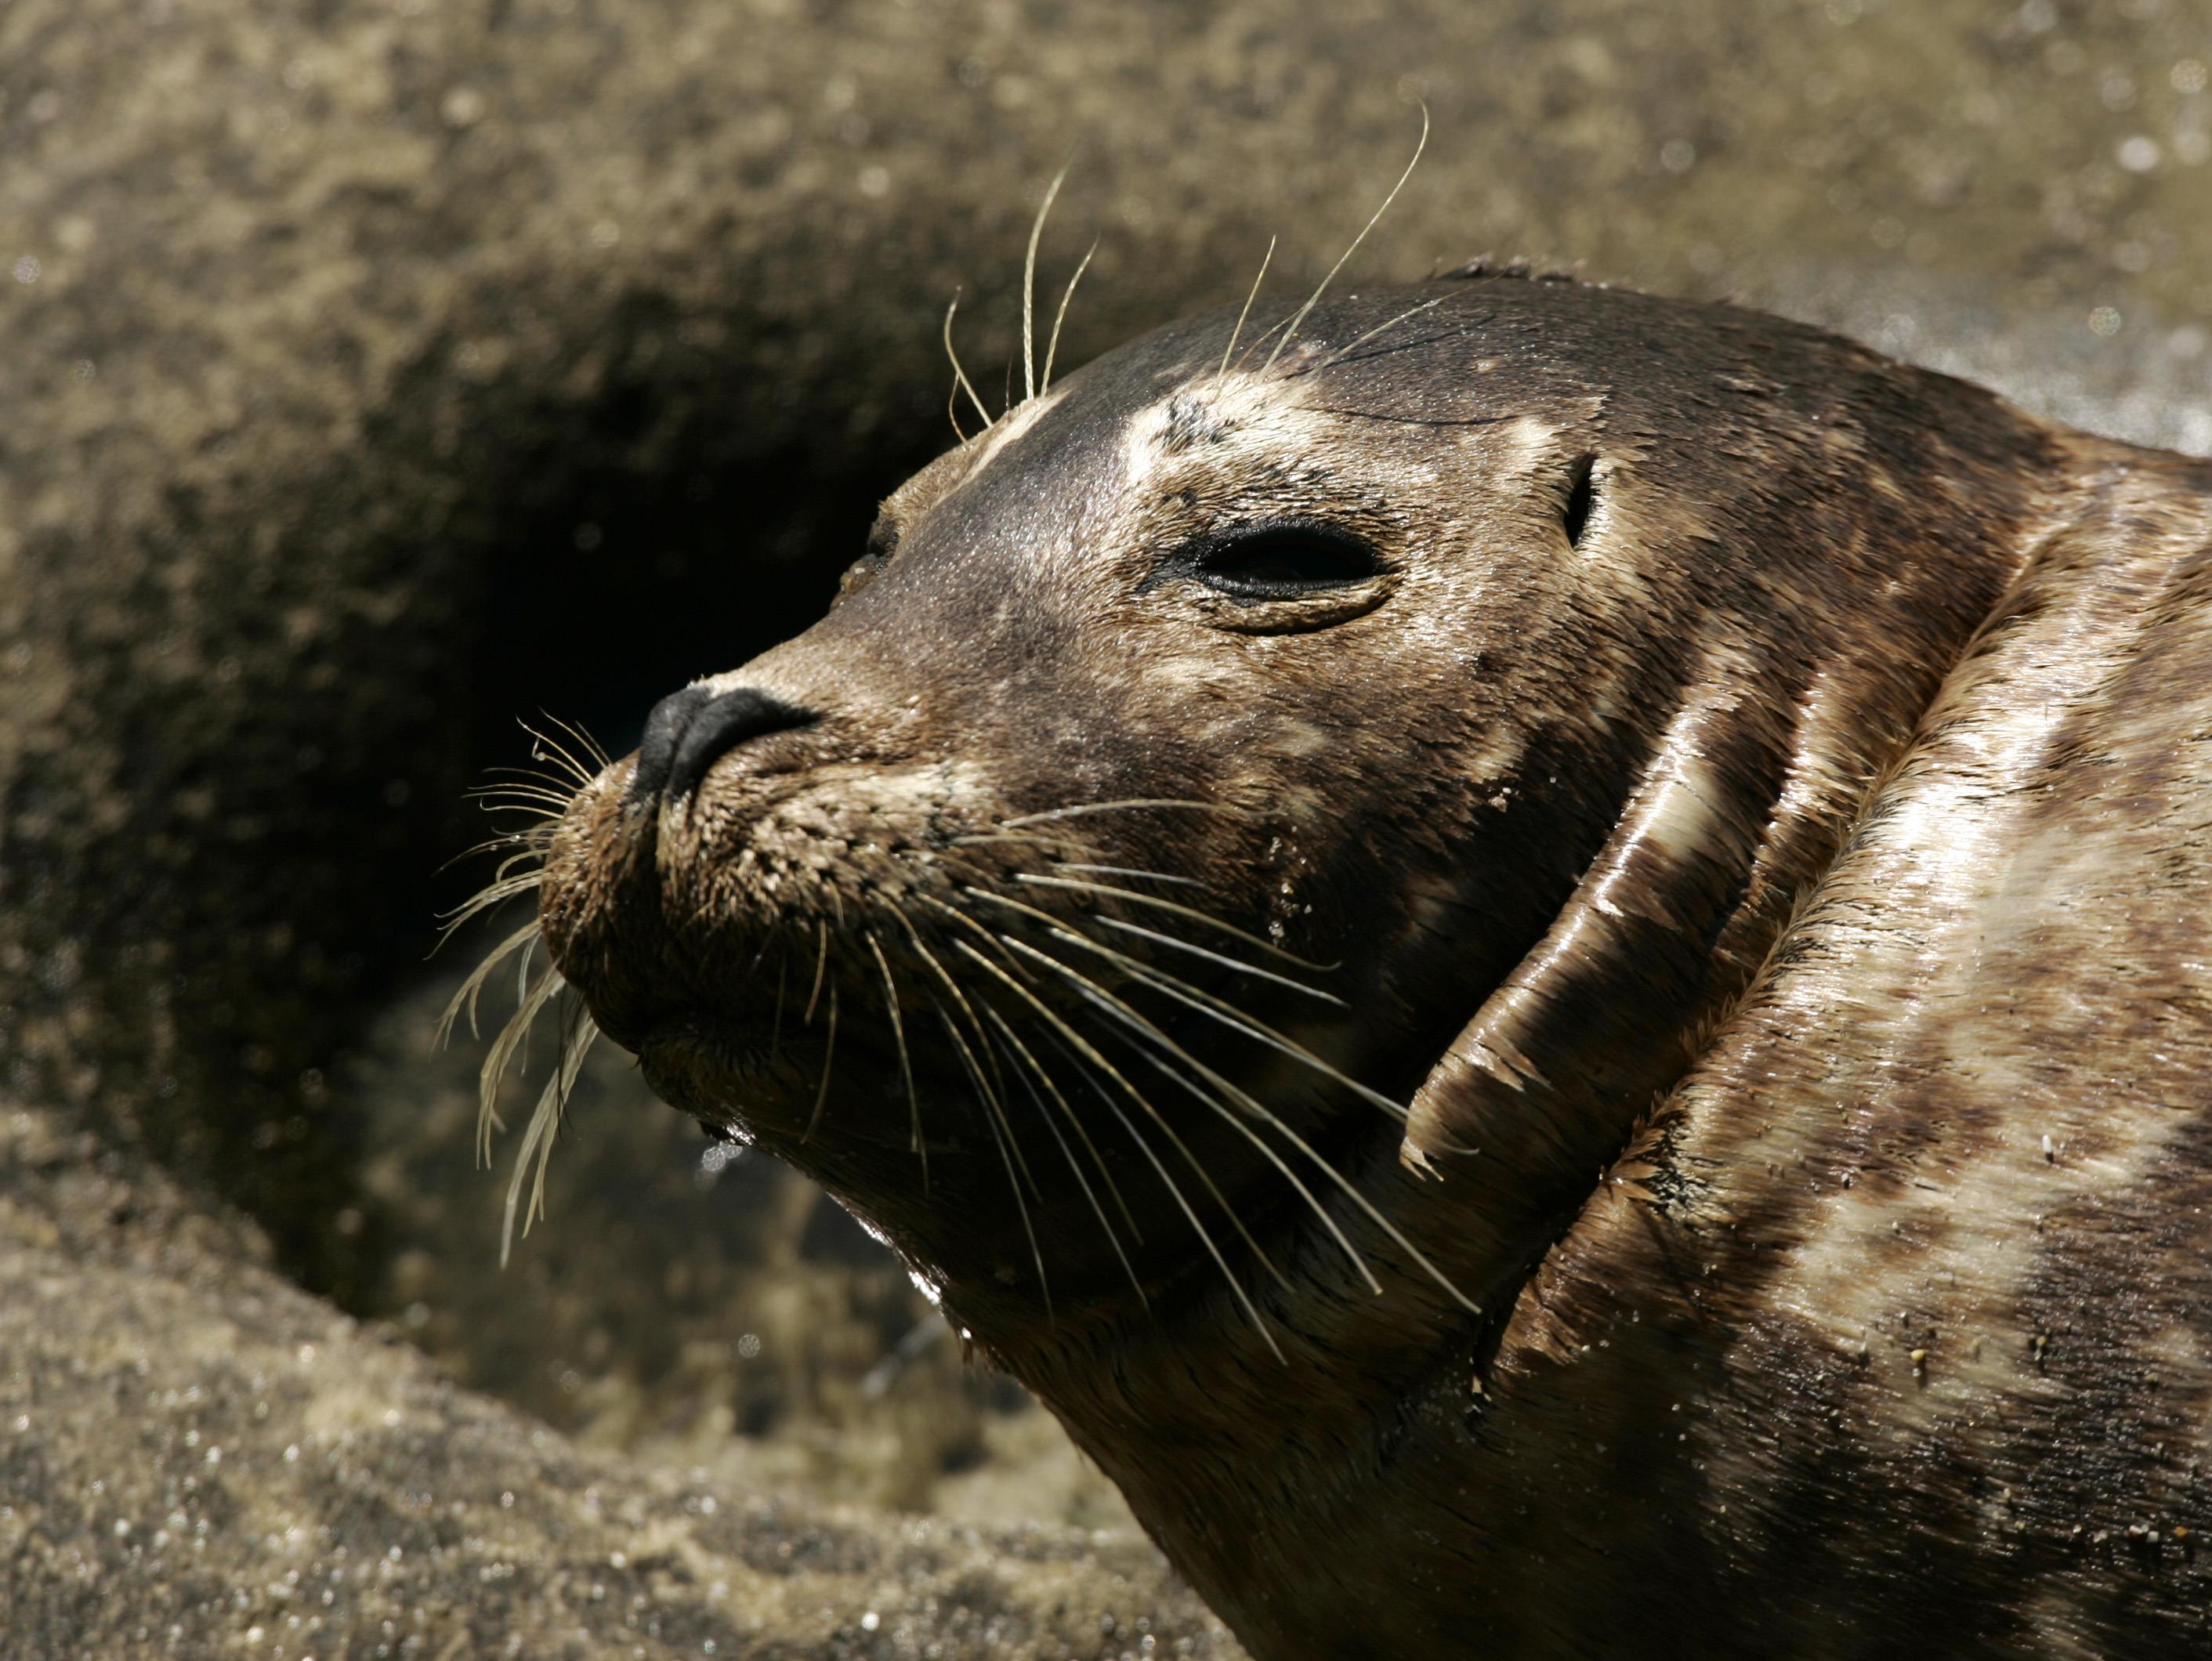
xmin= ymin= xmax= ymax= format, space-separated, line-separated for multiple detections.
xmin=524 ymin=273 xmax=2212 ymax=1656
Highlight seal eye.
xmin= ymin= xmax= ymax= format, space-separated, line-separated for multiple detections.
xmin=835 ymin=519 xmax=901 ymax=604
xmin=1187 ymin=523 xmax=1379 ymax=600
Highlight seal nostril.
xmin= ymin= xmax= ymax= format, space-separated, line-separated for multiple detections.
xmin=628 ymin=685 xmax=719 ymax=808
xmin=660 ymin=688 xmax=818 ymax=805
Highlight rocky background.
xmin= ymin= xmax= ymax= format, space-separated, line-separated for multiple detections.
xmin=2 ymin=0 xmax=2208 ymax=1655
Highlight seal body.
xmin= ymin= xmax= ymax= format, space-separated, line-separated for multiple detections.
xmin=528 ymin=270 xmax=2212 ymax=1657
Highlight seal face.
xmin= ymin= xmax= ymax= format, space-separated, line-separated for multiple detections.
xmin=519 ymin=270 xmax=2212 ymax=1657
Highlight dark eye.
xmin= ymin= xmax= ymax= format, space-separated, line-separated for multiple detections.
xmin=836 ymin=519 xmax=901 ymax=603
xmin=1186 ymin=523 xmax=1380 ymax=600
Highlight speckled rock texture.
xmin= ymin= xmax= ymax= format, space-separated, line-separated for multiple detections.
xmin=2 ymin=0 xmax=2209 ymax=1655
xmin=0 ymin=1101 xmax=1235 ymax=1659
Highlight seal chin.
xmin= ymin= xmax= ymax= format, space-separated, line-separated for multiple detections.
xmin=633 ymin=1015 xmax=773 ymax=1132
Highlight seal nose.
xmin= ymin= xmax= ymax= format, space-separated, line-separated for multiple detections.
xmin=628 ymin=686 xmax=817 ymax=808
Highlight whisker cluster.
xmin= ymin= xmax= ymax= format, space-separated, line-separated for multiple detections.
xmin=950 ymin=99 xmax=1436 ymax=449
xmin=437 ymin=715 xmax=606 ymax=1266
xmin=453 ymin=749 xmax=1476 ymax=1342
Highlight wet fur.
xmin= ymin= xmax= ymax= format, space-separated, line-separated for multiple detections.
xmin=488 ymin=271 xmax=2212 ymax=1658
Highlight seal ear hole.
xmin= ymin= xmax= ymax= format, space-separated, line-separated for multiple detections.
xmin=1562 ymin=454 xmax=1598 ymax=548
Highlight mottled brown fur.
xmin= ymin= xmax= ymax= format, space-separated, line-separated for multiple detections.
xmin=530 ymin=272 xmax=2212 ymax=1658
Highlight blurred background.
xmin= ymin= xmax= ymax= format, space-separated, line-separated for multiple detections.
xmin=3 ymin=0 xmax=2209 ymax=1635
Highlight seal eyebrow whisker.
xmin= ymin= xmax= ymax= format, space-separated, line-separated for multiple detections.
xmin=501 ymin=991 xmax=599 ymax=1267
xmin=1041 ymin=234 xmax=1099 ymax=396
xmin=1262 ymin=100 xmax=1429 ymax=375
xmin=1293 ymin=295 xmax=1446 ymax=378
xmin=948 ymin=936 xmax=1287 ymax=1359
xmin=1216 ymin=233 xmax=1278 ymax=392
xmin=943 ymin=290 xmax=994 ymax=433
xmin=1021 ymin=161 xmax=1072 ymax=405
xmin=1232 ymin=310 xmax=1298 ymax=375
xmin=867 ymin=930 xmax=927 ymax=1178
xmin=1007 ymin=938 xmax=1387 ymax=1301
xmin=805 ymin=982 xmax=839 ymax=1141
xmin=1009 ymin=873 xmax=1334 ymax=972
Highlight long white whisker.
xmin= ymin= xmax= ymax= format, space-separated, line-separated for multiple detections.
xmin=984 ymin=885 xmax=1403 ymax=1130
xmin=518 ymin=718 xmax=599 ymax=788
xmin=804 ymin=918 xmax=830 ymax=1025
xmin=867 ymin=929 xmax=928 ymax=1183
xmin=949 ymin=936 xmax=1287 ymax=1359
xmin=1092 ymin=914 xmax=1343 ymax=1004
xmin=1023 ymin=935 xmax=1473 ymax=1313
xmin=501 ymin=999 xmax=599 ymax=1266
xmin=1003 ymin=874 xmax=1333 ymax=971
xmin=1041 ymin=234 xmax=1099 ymax=395
xmin=1022 ymin=162 xmax=1071 ymax=404
xmin=1057 ymin=863 xmax=1207 ymax=890
xmin=1217 ymin=233 xmax=1277 ymax=389
xmin=976 ymin=996 xmax=1146 ymax=1253
xmin=1003 ymin=936 xmax=1383 ymax=1297
xmin=1262 ymin=102 xmax=1429 ymax=375
xmin=943 ymin=291 xmax=994 ymax=431
xmin=1304 ymin=295 xmax=1446 ymax=375
xmin=891 ymin=915 xmax=1039 ymax=1198
xmin=540 ymin=709 xmax=611 ymax=770
xmin=437 ymin=919 xmax=543 ymax=1047
xmin=476 ymin=961 xmax=565 ymax=1167
xmin=936 ymin=1000 xmax=1052 ymax=1318
xmin=986 ymin=1008 xmax=1148 ymax=1306
xmin=436 ymin=874 xmax=545 ymax=935
xmin=1000 ymin=798 xmax=1249 ymax=829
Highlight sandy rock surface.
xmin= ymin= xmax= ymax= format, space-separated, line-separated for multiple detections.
xmin=0 ymin=1102 xmax=1233 ymax=1659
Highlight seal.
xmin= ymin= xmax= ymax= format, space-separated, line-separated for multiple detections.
xmin=472 ymin=265 xmax=2212 ymax=1658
